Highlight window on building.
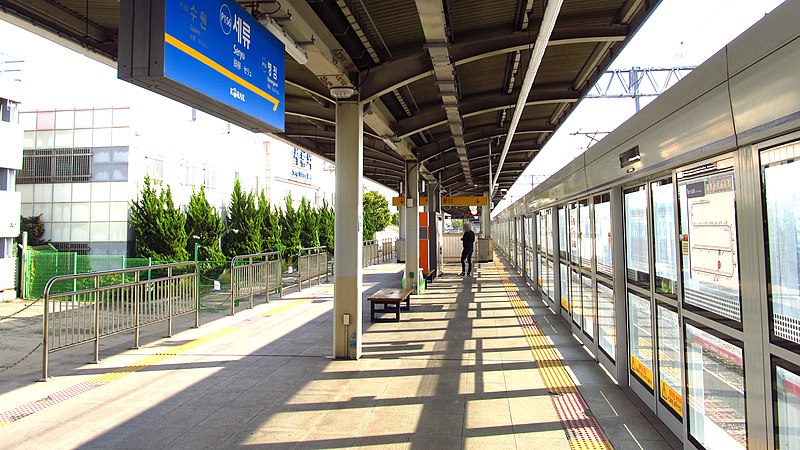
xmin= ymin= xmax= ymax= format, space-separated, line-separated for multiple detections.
xmin=652 ymin=179 xmax=677 ymax=297
xmin=594 ymin=194 xmax=612 ymax=277
xmin=0 ymin=168 xmax=9 ymax=191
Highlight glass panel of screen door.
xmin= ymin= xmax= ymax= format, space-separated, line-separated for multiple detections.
xmin=652 ymin=179 xmax=678 ymax=298
xmin=628 ymin=291 xmax=654 ymax=389
xmin=657 ymin=305 xmax=682 ymax=418
xmin=685 ymin=324 xmax=745 ymax=450
xmin=625 ymin=186 xmax=650 ymax=289
xmin=677 ymin=158 xmax=741 ymax=321
xmin=594 ymin=196 xmax=613 ymax=277
xmin=775 ymin=363 xmax=800 ymax=449
xmin=761 ymin=141 xmax=800 ymax=346
xmin=597 ymin=281 xmax=615 ymax=360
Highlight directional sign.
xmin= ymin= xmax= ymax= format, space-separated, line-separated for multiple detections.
xmin=393 ymin=196 xmax=486 ymax=207
xmin=442 ymin=196 xmax=488 ymax=206
xmin=119 ymin=0 xmax=285 ymax=133
xmin=392 ymin=197 xmax=429 ymax=206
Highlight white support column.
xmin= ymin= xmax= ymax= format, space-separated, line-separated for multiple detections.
xmin=333 ymin=100 xmax=363 ymax=360
xmin=398 ymin=205 xmax=406 ymax=239
xmin=405 ymin=162 xmax=420 ymax=294
xmin=482 ymin=191 xmax=492 ymax=238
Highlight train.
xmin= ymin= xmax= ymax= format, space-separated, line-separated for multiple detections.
xmin=492 ymin=1 xmax=800 ymax=448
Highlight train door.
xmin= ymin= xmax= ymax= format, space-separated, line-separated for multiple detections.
xmin=622 ymin=184 xmax=657 ymax=411
xmin=593 ymin=193 xmax=616 ymax=375
xmin=650 ymin=177 xmax=683 ymax=436
xmin=557 ymin=205 xmax=570 ymax=321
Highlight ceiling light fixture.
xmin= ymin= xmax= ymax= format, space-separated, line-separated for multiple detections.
xmin=329 ymin=86 xmax=357 ymax=100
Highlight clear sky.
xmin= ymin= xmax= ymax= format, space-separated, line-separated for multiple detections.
xmin=0 ymin=0 xmax=786 ymax=213
xmin=490 ymin=0 xmax=786 ymax=217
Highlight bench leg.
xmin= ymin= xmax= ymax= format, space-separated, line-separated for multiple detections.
xmin=401 ymin=297 xmax=410 ymax=311
xmin=371 ymin=301 xmax=402 ymax=322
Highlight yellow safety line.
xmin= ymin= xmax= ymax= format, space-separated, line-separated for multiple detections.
xmin=494 ymin=260 xmax=613 ymax=450
xmin=164 ymin=33 xmax=280 ymax=111
xmin=0 ymin=422 xmax=10 ymax=427
xmin=87 ymin=326 xmax=240 ymax=384
xmin=262 ymin=298 xmax=314 ymax=317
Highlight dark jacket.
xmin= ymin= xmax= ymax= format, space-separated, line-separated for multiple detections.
xmin=461 ymin=230 xmax=475 ymax=250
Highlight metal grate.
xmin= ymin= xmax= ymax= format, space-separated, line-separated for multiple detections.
xmin=19 ymin=148 xmax=92 ymax=184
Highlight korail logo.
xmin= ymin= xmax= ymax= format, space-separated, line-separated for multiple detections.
xmin=219 ymin=3 xmax=233 ymax=35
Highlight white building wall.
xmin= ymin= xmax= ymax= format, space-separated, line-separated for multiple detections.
xmin=0 ymin=56 xmax=23 ymax=297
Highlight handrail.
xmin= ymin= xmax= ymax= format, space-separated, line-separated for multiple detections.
xmin=362 ymin=239 xmax=379 ymax=267
xmin=297 ymin=246 xmax=328 ymax=291
xmin=381 ymin=238 xmax=394 ymax=262
xmin=41 ymin=261 xmax=199 ymax=380
xmin=230 ymin=251 xmax=282 ymax=315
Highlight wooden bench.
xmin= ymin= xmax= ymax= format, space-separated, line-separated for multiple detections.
xmin=367 ymin=288 xmax=412 ymax=322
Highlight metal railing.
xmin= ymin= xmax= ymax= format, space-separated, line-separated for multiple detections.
xmin=41 ymin=262 xmax=199 ymax=380
xmin=230 ymin=251 xmax=282 ymax=315
xmin=381 ymin=238 xmax=395 ymax=262
xmin=298 ymin=246 xmax=328 ymax=290
xmin=363 ymin=240 xmax=379 ymax=267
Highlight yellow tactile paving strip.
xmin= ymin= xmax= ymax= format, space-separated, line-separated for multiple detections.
xmin=493 ymin=260 xmax=614 ymax=450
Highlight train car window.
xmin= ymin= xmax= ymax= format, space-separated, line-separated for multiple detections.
xmin=628 ymin=291 xmax=654 ymax=390
xmin=558 ymin=206 xmax=567 ymax=260
xmin=677 ymin=158 xmax=741 ymax=322
xmin=624 ymin=186 xmax=650 ymax=288
xmin=569 ymin=204 xmax=580 ymax=264
xmin=685 ymin=323 xmax=746 ymax=450
xmin=571 ymin=269 xmax=582 ymax=325
xmin=594 ymin=195 xmax=613 ymax=278
xmin=579 ymin=200 xmax=591 ymax=270
xmin=774 ymin=363 xmax=800 ymax=449
xmin=597 ymin=281 xmax=616 ymax=360
xmin=652 ymin=179 xmax=678 ymax=298
xmin=657 ymin=305 xmax=683 ymax=419
xmin=761 ymin=141 xmax=800 ymax=347
xmin=581 ymin=274 xmax=594 ymax=337
xmin=560 ymin=263 xmax=570 ymax=312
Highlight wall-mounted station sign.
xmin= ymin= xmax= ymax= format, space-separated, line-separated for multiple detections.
xmin=119 ymin=0 xmax=285 ymax=133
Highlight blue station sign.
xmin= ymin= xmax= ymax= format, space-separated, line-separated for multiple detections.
xmin=118 ymin=0 xmax=286 ymax=133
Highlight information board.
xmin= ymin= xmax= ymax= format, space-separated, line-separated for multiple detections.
xmin=119 ymin=0 xmax=285 ymax=133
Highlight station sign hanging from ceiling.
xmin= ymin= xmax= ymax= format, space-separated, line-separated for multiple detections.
xmin=118 ymin=0 xmax=285 ymax=133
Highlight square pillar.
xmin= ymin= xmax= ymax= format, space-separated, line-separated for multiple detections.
xmin=405 ymin=162 xmax=420 ymax=294
xmin=333 ymin=100 xmax=363 ymax=360
xmin=482 ymin=191 xmax=492 ymax=238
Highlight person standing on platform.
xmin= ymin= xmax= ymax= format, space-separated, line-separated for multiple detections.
xmin=459 ymin=221 xmax=476 ymax=276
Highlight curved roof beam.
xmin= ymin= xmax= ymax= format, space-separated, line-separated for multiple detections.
xmin=418 ymin=121 xmax=555 ymax=163
xmin=359 ymin=25 xmax=628 ymax=102
xmin=395 ymin=89 xmax=580 ymax=139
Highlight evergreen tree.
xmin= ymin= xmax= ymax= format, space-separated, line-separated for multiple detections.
xmin=257 ymin=190 xmax=282 ymax=253
xmin=19 ymin=215 xmax=47 ymax=246
xmin=185 ymin=185 xmax=225 ymax=261
xmin=362 ymin=190 xmax=391 ymax=240
xmin=130 ymin=176 xmax=188 ymax=261
xmin=318 ymin=199 xmax=335 ymax=253
xmin=279 ymin=193 xmax=301 ymax=261
xmin=223 ymin=178 xmax=262 ymax=257
xmin=159 ymin=185 xmax=189 ymax=261
xmin=298 ymin=197 xmax=320 ymax=248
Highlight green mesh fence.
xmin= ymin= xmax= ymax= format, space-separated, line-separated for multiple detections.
xmin=23 ymin=249 xmax=233 ymax=302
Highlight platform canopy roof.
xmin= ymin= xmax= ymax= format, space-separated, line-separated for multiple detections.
xmin=0 ymin=0 xmax=657 ymax=206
